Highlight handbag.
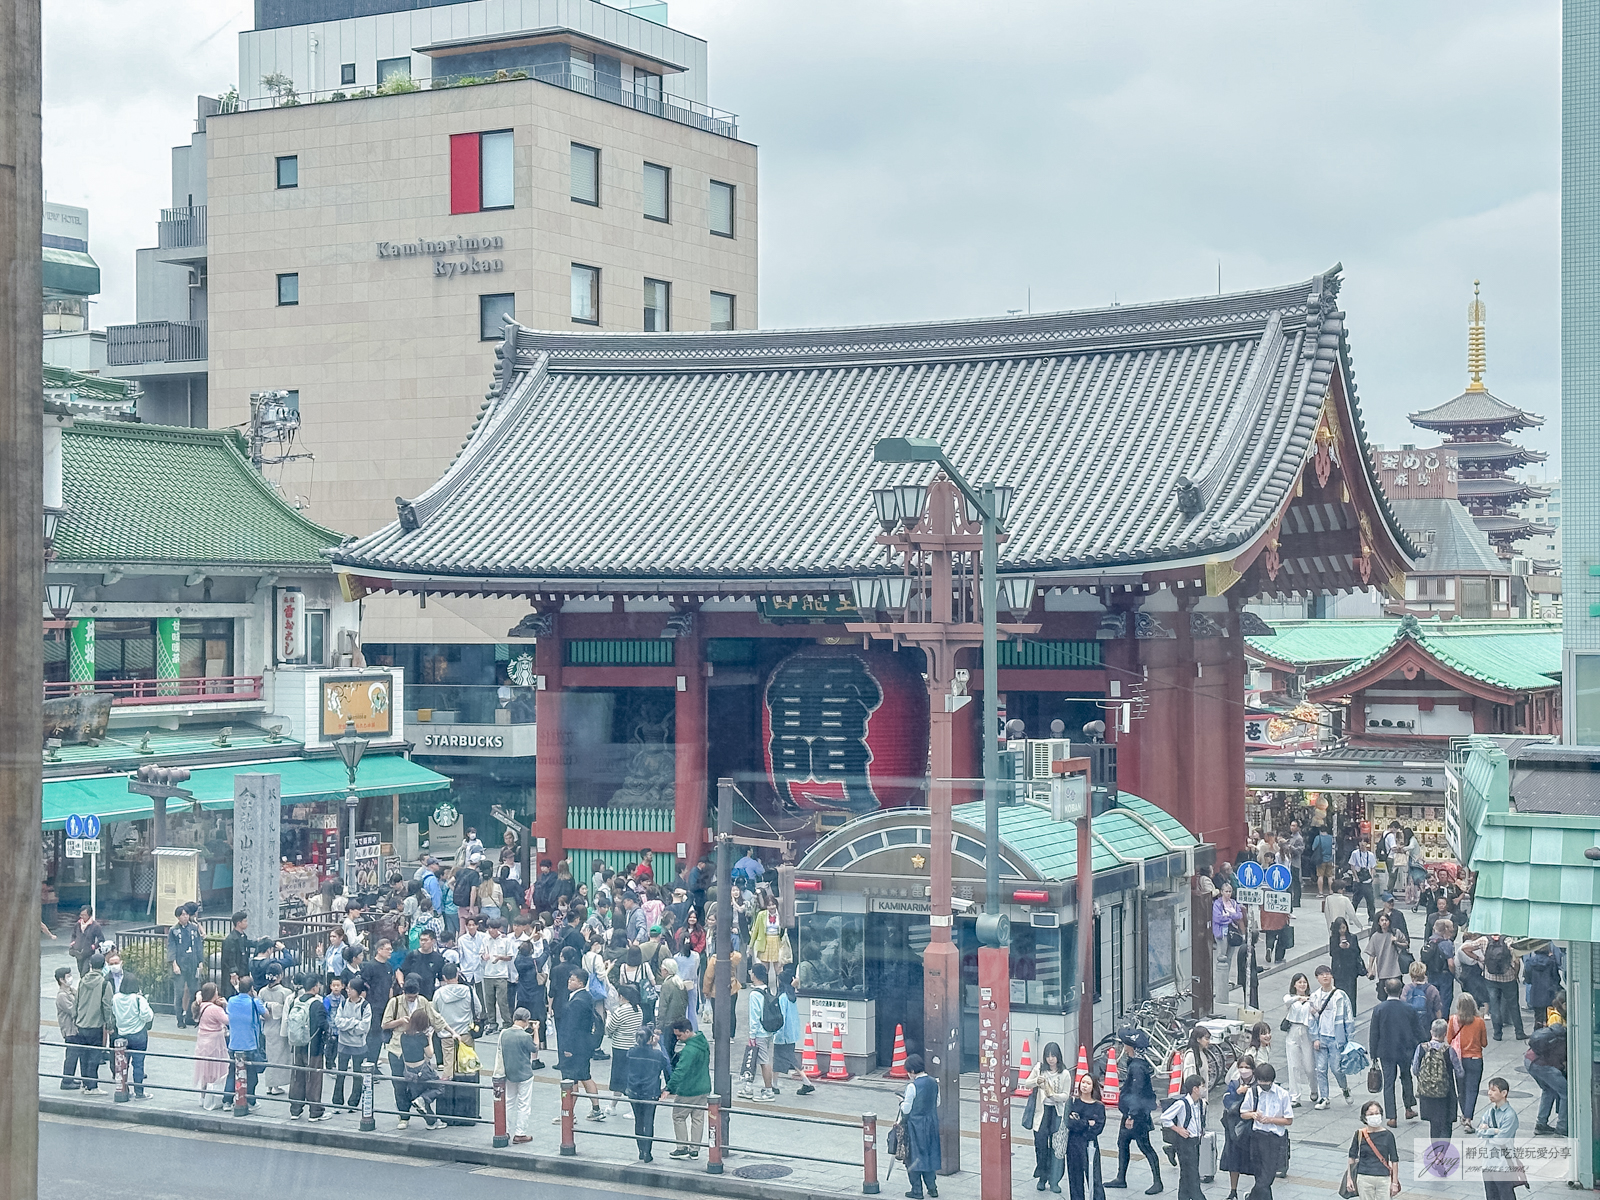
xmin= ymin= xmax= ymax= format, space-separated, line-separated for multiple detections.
xmin=1367 ymin=1065 xmax=1382 ymax=1094
xmin=1227 ymin=927 xmax=1244 ymax=948
xmin=1051 ymin=1121 xmax=1070 ymax=1159
xmin=1279 ymin=1016 xmax=1293 ymax=1034
xmin=1338 ymin=1167 xmax=1361 ymax=1199
xmin=1021 ymin=1089 xmax=1038 ymax=1131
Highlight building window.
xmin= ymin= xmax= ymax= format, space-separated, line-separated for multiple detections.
xmin=377 ymin=56 xmax=411 ymax=84
xmin=341 ymin=62 xmax=356 ymax=86
xmin=277 ymin=273 xmax=299 ymax=306
xmin=634 ymin=70 xmax=662 ymax=103
xmin=480 ymin=292 xmax=515 ymax=341
xmin=571 ymin=264 xmax=599 ymax=324
xmin=276 ymin=155 xmax=298 ymax=189
xmin=710 ymin=291 xmax=735 ymax=331
xmin=571 ymin=143 xmax=599 ymax=205
xmin=569 ymin=48 xmax=595 ymax=83
xmin=710 ymin=180 xmax=735 ymax=237
xmin=643 ymin=162 xmax=669 ymax=222
xmin=450 ymin=130 xmax=514 ymax=214
xmin=643 ymin=278 xmax=670 ymax=332
xmin=305 ymin=611 xmax=329 ymax=668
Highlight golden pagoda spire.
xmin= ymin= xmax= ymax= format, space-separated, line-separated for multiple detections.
xmin=1466 ymin=279 xmax=1487 ymax=392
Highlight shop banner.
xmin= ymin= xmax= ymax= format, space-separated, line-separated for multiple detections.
xmin=322 ymin=673 xmax=394 ymax=737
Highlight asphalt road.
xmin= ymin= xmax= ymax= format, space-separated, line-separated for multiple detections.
xmin=36 ymin=1115 xmax=681 ymax=1200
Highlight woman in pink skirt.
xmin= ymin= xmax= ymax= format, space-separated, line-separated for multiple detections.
xmin=192 ymin=983 xmax=231 ymax=1108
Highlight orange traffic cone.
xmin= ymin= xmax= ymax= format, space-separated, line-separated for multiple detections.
xmin=1167 ymin=1050 xmax=1184 ymax=1098
xmin=800 ymin=1023 xmax=822 ymax=1079
xmin=1012 ymin=1039 xmax=1034 ymax=1098
xmin=824 ymin=1026 xmax=851 ymax=1081
xmin=1074 ymin=1045 xmax=1090 ymax=1086
xmin=887 ymin=1024 xmax=910 ymax=1079
xmin=1102 ymin=1046 xmax=1121 ymax=1107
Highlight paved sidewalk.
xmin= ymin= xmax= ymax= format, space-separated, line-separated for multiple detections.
xmin=37 ymin=917 xmax=1576 ymax=1200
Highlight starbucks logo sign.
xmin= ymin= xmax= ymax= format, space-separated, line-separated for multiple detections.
xmin=432 ymin=801 xmax=460 ymax=828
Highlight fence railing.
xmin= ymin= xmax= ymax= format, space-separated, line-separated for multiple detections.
xmin=104 ymin=321 xmax=208 ymax=367
xmin=44 ymin=673 xmax=257 ymax=705
xmin=227 ymin=72 xmax=739 ymax=139
xmin=39 ymin=1036 xmax=879 ymax=1189
xmin=158 ymin=205 xmax=207 ymax=249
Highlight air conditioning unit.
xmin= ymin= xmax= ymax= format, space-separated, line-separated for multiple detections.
xmin=1510 ymin=557 xmax=1533 ymax=577
xmin=1028 ymin=739 xmax=1071 ymax=780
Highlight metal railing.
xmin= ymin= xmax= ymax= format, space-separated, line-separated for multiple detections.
xmin=104 ymin=321 xmax=208 ymax=366
xmin=44 ymin=673 xmax=258 ymax=706
xmin=39 ymin=1036 xmax=880 ymax=1191
xmin=228 ymin=72 xmax=739 ymax=139
xmin=158 ymin=205 xmax=207 ymax=249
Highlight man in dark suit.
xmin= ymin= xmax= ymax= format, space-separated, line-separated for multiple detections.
xmin=1369 ymin=978 xmax=1422 ymax=1125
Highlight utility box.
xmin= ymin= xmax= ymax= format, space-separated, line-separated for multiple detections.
xmin=153 ymin=847 xmax=201 ymax=910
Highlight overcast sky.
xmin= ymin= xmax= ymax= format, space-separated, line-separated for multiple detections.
xmin=44 ymin=1 xmax=1561 ymax=468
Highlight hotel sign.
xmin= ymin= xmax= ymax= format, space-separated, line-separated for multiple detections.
xmin=376 ymin=234 xmax=505 ymax=278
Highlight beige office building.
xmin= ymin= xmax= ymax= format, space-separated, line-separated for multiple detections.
xmin=129 ymin=4 xmax=755 ymax=643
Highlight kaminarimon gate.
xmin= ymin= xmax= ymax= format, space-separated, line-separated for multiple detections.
xmin=333 ymin=265 xmax=1416 ymax=1022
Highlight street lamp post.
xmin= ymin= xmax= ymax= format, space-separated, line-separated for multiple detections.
xmin=335 ymin=719 xmax=369 ymax=892
xmin=847 ymin=437 xmax=1036 ymax=1192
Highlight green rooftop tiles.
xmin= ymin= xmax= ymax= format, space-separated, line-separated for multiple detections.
xmin=951 ymin=793 xmax=1198 ymax=878
xmin=1244 ymin=620 xmax=1402 ymax=670
xmin=1310 ymin=618 xmax=1561 ymax=694
xmin=55 ymin=419 xmax=343 ymax=569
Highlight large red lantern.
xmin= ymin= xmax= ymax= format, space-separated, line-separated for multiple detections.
xmin=762 ymin=645 xmax=929 ymax=814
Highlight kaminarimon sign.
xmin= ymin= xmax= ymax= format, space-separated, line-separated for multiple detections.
xmin=375 ymin=235 xmax=505 ymax=278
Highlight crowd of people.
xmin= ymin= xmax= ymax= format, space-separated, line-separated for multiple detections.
xmin=50 ymin=837 xmax=842 ymax=1165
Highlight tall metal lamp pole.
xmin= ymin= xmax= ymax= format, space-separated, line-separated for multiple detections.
xmin=335 ymin=719 xmax=368 ymax=891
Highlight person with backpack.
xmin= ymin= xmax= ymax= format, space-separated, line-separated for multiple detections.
xmin=1159 ymin=1073 xmax=1206 ymax=1200
xmin=330 ymin=977 xmax=372 ymax=1110
xmin=1403 ymin=961 xmax=1442 ymax=1025
xmin=1309 ymin=965 xmax=1354 ymax=1109
xmin=1423 ymin=919 xmax=1457 ymax=1018
xmin=739 ymin=963 xmax=787 ymax=1103
xmin=1106 ymin=1028 xmax=1162 ymax=1194
xmin=286 ymin=972 xmax=330 ymax=1121
xmin=1311 ymin=828 xmax=1336 ymax=899
xmin=1368 ymin=978 xmax=1421 ymax=1125
xmin=1411 ymin=1017 xmax=1464 ymax=1140
xmin=1480 ymin=934 xmax=1523 ymax=1041
xmin=1347 ymin=838 xmax=1377 ymax=923
xmin=225 ymin=974 xmax=269 ymax=1109
xmin=1522 ymin=942 xmax=1563 ymax=1031
xmin=1528 ymin=1020 xmax=1568 ymax=1136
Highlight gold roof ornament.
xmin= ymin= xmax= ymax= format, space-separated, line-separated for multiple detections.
xmin=1466 ymin=279 xmax=1487 ymax=392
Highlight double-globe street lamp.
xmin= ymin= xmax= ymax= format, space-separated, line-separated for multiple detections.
xmin=846 ymin=436 xmax=1037 ymax=1192
xmin=335 ymin=719 xmax=369 ymax=893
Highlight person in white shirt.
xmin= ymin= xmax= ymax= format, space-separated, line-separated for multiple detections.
xmin=1238 ymin=1062 xmax=1292 ymax=1200
xmin=481 ymin=917 xmax=517 ymax=1033
xmin=1347 ymin=839 xmax=1377 ymax=923
xmin=110 ymin=974 xmax=155 ymax=1099
xmin=1309 ymin=965 xmax=1354 ymax=1109
xmin=1160 ymin=1073 xmax=1207 ymax=1200
xmin=457 ymin=914 xmax=487 ymax=997
xmin=1323 ymin=879 xmax=1357 ymax=933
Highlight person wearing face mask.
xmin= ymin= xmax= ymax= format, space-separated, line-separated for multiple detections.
xmin=1344 ymin=1101 xmax=1399 ymax=1200
xmin=1219 ymin=1057 xmax=1256 ymax=1200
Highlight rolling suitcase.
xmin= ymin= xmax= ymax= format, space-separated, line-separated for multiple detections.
xmin=1198 ymin=1129 xmax=1218 ymax=1183
xmin=439 ymin=1072 xmax=481 ymax=1127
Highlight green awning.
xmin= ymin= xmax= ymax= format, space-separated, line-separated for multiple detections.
xmin=952 ymin=793 xmax=1199 ymax=877
xmin=42 ymin=246 xmax=100 ymax=296
xmin=42 ymin=754 xmax=451 ymax=831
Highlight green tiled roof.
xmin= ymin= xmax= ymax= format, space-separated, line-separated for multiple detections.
xmin=55 ymin=420 xmax=343 ymax=569
xmin=952 ymin=793 xmax=1199 ymax=878
xmin=1311 ymin=616 xmax=1561 ymax=695
xmin=42 ymin=753 xmax=450 ymax=830
xmin=44 ymin=364 xmax=138 ymax=413
xmin=1244 ymin=620 xmax=1401 ymax=671
xmin=1469 ymin=815 xmax=1600 ymax=942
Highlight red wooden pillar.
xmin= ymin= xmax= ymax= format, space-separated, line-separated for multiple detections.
xmin=534 ymin=614 xmax=567 ymax=864
xmin=1102 ymin=601 xmax=1142 ymax=799
xmin=674 ymin=625 xmax=709 ymax=867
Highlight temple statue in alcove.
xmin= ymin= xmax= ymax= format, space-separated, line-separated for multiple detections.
xmin=608 ymin=699 xmax=676 ymax=809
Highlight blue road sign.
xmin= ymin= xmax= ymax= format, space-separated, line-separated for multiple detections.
xmin=1265 ymin=863 xmax=1292 ymax=892
xmin=1236 ymin=860 xmax=1264 ymax=890
xmin=65 ymin=814 xmax=100 ymax=840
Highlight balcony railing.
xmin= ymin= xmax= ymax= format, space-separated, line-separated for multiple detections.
xmin=230 ymin=71 xmax=739 ymax=139
xmin=158 ymin=205 xmax=207 ymax=249
xmin=405 ymin=682 xmax=536 ymax=726
xmin=44 ymin=675 xmax=263 ymax=707
xmin=106 ymin=320 xmax=207 ymax=366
